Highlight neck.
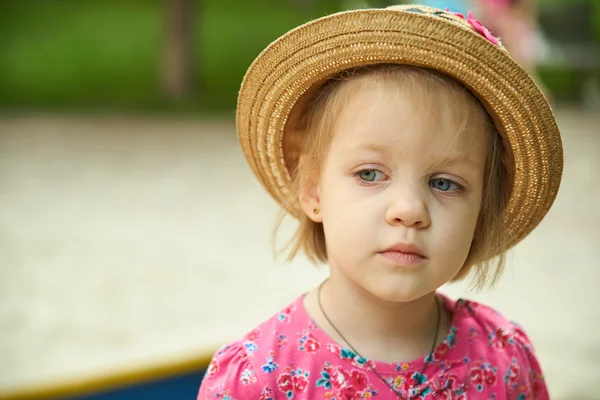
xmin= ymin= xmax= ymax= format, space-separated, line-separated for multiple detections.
xmin=314 ymin=274 xmax=442 ymax=362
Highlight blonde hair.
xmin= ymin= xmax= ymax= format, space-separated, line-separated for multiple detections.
xmin=273 ymin=64 xmax=511 ymax=289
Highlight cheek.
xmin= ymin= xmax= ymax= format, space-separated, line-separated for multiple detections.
xmin=461 ymin=195 xmax=483 ymax=232
xmin=433 ymin=197 xmax=481 ymax=249
xmin=320 ymin=184 xmax=375 ymax=254
xmin=321 ymin=175 xmax=379 ymax=223
xmin=320 ymin=170 xmax=358 ymax=214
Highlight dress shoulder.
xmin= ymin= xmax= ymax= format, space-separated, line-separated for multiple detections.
xmin=197 ymin=339 xmax=265 ymax=399
xmin=456 ymin=298 xmax=549 ymax=399
xmin=197 ymin=296 xmax=306 ymax=399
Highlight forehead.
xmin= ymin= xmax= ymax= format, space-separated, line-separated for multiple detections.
xmin=330 ymin=79 xmax=489 ymax=158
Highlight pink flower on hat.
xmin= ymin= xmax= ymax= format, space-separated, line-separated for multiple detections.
xmin=446 ymin=9 xmax=500 ymax=46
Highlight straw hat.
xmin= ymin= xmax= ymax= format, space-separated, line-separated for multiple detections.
xmin=236 ymin=5 xmax=563 ymax=252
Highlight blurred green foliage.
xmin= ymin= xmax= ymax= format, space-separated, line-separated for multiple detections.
xmin=0 ymin=0 xmax=597 ymax=111
xmin=535 ymin=0 xmax=600 ymax=103
xmin=0 ymin=0 xmax=342 ymax=111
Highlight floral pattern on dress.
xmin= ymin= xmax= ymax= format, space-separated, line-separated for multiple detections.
xmin=261 ymin=350 xmax=279 ymax=373
xmin=276 ymin=333 xmax=289 ymax=348
xmin=197 ymin=294 xmax=549 ymax=400
xmin=278 ymin=305 xmax=294 ymax=323
xmin=469 ymin=362 xmax=498 ymax=392
xmin=277 ymin=366 xmax=310 ymax=398
xmin=246 ymin=327 xmax=261 ymax=341
xmin=240 ymin=368 xmax=257 ymax=385
xmin=468 ymin=326 xmax=479 ymax=342
xmin=504 ymin=357 xmax=521 ymax=389
xmin=435 ymin=373 xmax=467 ymax=400
xmin=387 ymin=371 xmax=431 ymax=399
xmin=316 ymin=362 xmax=378 ymax=399
xmin=297 ymin=330 xmax=320 ymax=353
xmin=243 ymin=341 xmax=258 ymax=355
xmin=489 ymin=326 xmax=516 ymax=349
xmin=325 ymin=343 xmax=373 ymax=370
xmin=259 ymin=386 xmax=274 ymax=400
xmin=213 ymin=386 xmax=235 ymax=400
xmin=206 ymin=357 xmax=220 ymax=378
xmin=394 ymin=362 xmax=412 ymax=372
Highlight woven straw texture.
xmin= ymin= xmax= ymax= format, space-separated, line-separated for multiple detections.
xmin=236 ymin=5 xmax=563 ymax=253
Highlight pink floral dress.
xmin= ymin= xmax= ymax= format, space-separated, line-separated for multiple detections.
xmin=198 ymin=294 xmax=548 ymax=399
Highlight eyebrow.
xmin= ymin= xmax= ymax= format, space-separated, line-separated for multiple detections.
xmin=427 ymin=153 xmax=479 ymax=171
xmin=347 ymin=143 xmax=393 ymax=156
xmin=348 ymin=143 xmax=478 ymax=170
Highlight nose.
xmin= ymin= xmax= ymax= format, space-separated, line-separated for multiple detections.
xmin=384 ymin=183 xmax=431 ymax=229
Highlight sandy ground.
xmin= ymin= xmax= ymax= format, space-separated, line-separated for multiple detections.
xmin=0 ymin=110 xmax=599 ymax=399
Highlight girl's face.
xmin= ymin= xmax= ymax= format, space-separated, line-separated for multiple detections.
xmin=304 ymin=83 xmax=488 ymax=303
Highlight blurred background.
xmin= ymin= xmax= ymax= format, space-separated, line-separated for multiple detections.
xmin=0 ymin=0 xmax=598 ymax=399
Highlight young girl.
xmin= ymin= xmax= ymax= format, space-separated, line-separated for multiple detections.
xmin=199 ymin=5 xmax=563 ymax=399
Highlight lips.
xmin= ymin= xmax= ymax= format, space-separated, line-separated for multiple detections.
xmin=381 ymin=243 xmax=426 ymax=258
xmin=378 ymin=242 xmax=427 ymax=266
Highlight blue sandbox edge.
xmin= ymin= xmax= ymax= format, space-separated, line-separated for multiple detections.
xmin=68 ymin=370 xmax=206 ymax=400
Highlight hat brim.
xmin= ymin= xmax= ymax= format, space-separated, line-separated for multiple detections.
xmin=236 ymin=6 xmax=563 ymax=253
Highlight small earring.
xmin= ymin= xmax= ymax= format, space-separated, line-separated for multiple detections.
xmin=313 ymin=208 xmax=319 ymax=215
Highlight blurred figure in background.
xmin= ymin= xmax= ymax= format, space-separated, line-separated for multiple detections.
xmin=414 ymin=0 xmax=548 ymax=97
xmin=479 ymin=0 xmax=536 ymax=72
xmin=408 ymin=0 xmax=538 ymax=75
xmin=478 ymin=0 xmax=551 ymax=98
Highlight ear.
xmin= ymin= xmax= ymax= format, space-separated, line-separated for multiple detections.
xmin=299 ymin=177 xmax=323 ymax=223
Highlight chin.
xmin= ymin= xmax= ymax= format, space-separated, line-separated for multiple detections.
xmin=364 ymin=279 xmax=433 ymax=304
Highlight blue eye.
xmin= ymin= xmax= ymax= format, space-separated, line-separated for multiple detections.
xmin=430 ymin=178 xmax=460 ymax=192
xmin=357 ymin=169 xmax=385 ymax=182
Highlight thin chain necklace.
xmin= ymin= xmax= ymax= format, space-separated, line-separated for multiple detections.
xmin=317 ymin=282 xmax=441 ymax=399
